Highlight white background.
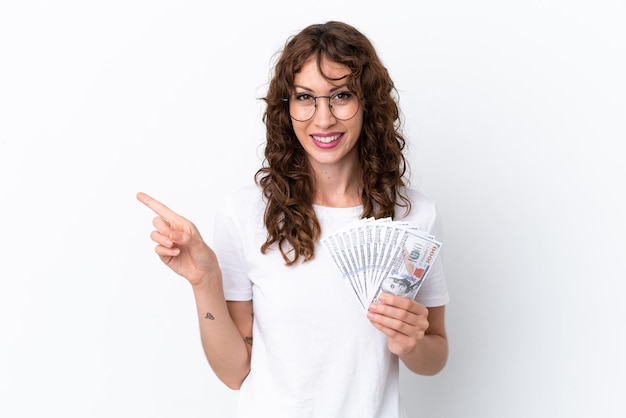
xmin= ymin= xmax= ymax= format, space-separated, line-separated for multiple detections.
xmin=1 ymin=1 xmax=625 ymax=417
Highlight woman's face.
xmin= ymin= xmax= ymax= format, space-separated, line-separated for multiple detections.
xmin=290 ymin=56 xmax=364 ymax=171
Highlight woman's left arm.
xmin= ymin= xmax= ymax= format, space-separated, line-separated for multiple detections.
xmin=368 ymin=294 xmax=448 ymax=375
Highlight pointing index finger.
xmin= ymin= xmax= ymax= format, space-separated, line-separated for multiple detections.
xmin=136 ymin=192 xmax=178 ymax=220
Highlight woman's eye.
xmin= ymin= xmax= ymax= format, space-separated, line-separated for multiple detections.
xmin=333 ymin=91 xmax=353 ymax=101
xmin=295 ymin=94 xmax=313 ymax=102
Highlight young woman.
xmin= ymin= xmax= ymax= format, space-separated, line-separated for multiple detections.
xmin=138 ymin=20 xmax=449 ymax=418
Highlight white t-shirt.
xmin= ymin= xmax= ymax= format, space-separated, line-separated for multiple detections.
xmin=213 ymin=184 xmax=449 ymax=418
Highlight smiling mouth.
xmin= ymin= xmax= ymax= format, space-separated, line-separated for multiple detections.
xmin=312 ymin=134 xmax=341 ymax=144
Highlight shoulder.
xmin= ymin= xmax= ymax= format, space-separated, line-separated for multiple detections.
xmin=404 ymin=187 xmax=436 ymax=208
xmin=396 ymin=187 xmax=439 ymax=233
xmin=214 ymin=182 xmax=267 ymax=240
xmin=399 ymin=187 xmax=437 ymax=216
xmin=225 ymin=182 xmax=265 ymax=206
xmin=215 ymin=182 xmax=265 ymax=222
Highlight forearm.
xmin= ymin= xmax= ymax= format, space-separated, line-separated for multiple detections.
xmin=190 ymin=272 xmax=251 ymax=389
xmin=400 ymin=333 xmax=448 ymax=376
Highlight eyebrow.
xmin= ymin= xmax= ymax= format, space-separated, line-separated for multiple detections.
xmin=292 ymin=83 xmax=349 ymax=94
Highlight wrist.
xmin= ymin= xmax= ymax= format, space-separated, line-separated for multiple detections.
xmin=189 ymin=268 xmax=223 ymax=291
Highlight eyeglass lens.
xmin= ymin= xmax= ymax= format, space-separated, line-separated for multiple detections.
xmin=287 ymin=92 xmax=359 ymax=122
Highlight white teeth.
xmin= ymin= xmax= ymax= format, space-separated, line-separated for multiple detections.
xmin=313 ymin=134 xmax=340 ymax=143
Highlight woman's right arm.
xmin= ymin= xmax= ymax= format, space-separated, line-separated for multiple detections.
xmin=137 ymin=192 xmax=252 ymax=389
xmin=190 ymin=278 xmax=252 ymax=389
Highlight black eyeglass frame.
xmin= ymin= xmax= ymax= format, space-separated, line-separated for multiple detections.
xmin=282 ymin=93 xmax=361 ymax=122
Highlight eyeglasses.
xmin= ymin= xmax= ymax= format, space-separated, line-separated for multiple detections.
xmin=283 ymin=91 xmax=360 ymax=122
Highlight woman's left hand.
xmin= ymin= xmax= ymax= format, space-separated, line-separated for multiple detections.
xmin=367 ymin=293 xmax=429 ymax=356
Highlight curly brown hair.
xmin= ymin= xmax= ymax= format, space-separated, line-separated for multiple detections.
xmin=255 ymin=21 xmax=410 ymax=265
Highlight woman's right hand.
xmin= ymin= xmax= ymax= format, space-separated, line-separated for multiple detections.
xmin=137 ymin=192 xmax=219 ymax=286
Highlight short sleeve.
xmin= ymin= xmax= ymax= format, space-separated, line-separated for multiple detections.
xmin=213 ymin=196 xmax=253 ymax=301
xmin=401 ymin=189 xmax=450 ymax=307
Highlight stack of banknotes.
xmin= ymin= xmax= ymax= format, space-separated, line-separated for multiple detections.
xmin=321 ymin=218 xmax=442 ymax=310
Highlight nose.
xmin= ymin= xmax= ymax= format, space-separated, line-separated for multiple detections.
xmin=313 ymin=97 xmax=336 ymax=127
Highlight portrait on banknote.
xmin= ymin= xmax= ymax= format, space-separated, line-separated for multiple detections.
xmin=322 ymin=218 xmax=442 ymax=310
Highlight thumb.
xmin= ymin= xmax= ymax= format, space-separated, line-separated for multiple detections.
xmin=169 ymin=230 xmax=185 ymax=244
xmin=169 ymin=228 xmax=203 ymax=248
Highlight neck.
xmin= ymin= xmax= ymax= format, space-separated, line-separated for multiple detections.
xmin=313 ymin=190 xmax=362 ymax=207
xmin=312 ymin=171 xmax=362 ymax=208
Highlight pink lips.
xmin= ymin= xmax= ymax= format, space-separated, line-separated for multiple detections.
xmin=311 ymin=133 xmax=342 ymax=149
